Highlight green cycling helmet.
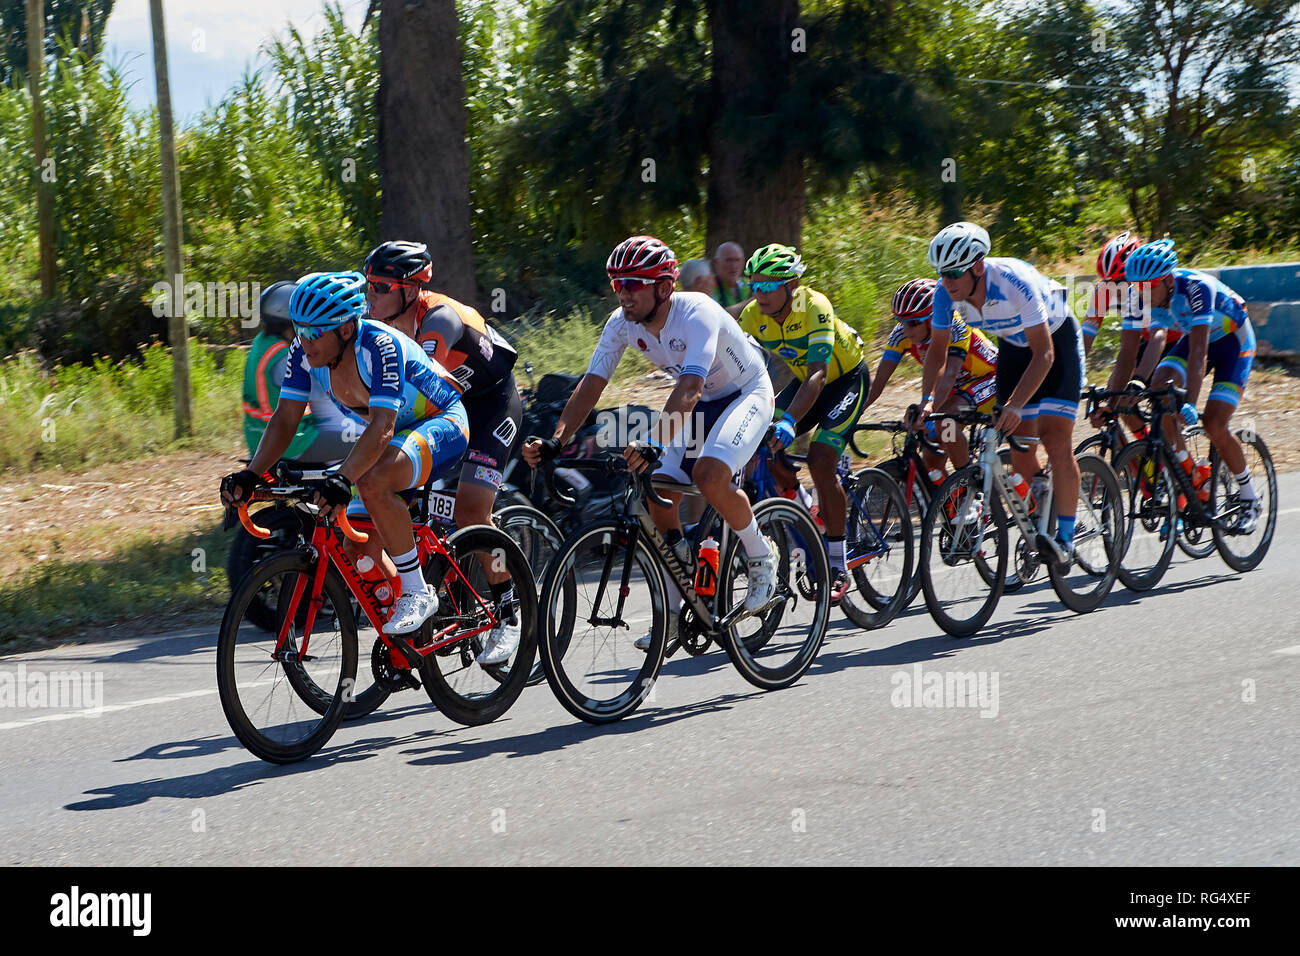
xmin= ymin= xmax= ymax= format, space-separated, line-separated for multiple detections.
xmin=744 ymin=243 xmax=806 ymax=280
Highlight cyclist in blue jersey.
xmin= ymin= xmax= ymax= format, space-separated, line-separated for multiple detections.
xmin=1123 ymin=239 xmax=1262 ymax=533
xmin=912 ymin=222 xmax=1085 ymax=570
xmin=220 ymin=271 xmax=470 ymax=635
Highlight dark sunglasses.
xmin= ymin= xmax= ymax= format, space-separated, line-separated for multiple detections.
xmin=940 ymin=267 xmax=969 ymax=280
xmin=610 ymin=277 xmax=658 ymax=293
xmin=366 ymin=277 xmax=416 ymax=295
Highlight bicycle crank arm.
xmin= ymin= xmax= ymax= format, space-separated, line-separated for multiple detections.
xmin=715 ymin=588 xmax=790 ymax=630
xmin=586 ymin=616 xmax=630 ymax=628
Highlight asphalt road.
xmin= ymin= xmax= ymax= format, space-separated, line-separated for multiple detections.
xmin=2 ymin=475 xmax=1297 ymax=866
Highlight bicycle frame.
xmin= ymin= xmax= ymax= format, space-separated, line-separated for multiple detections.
xmin=237 ymin=493 xmax=500 ymax=673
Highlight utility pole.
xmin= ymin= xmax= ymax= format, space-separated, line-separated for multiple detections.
xmin=149 ymin=0 xmax=191 ymax=438
xmin=26 ymin=0 xmax=56 ymax=297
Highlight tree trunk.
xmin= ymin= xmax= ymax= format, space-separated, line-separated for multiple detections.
xmin=149 ymin=0 xmax=191 ymax=438
xmin=377 ymin=0 xmax=476 ymax=304
xmin=26 ymin=0 xmax=55 ymax=297
xmin=705 ymin=0 xmax=804 ymax=261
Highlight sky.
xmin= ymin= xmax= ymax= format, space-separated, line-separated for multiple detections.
xmin=103 ymin=0 xmax=369 ymax=123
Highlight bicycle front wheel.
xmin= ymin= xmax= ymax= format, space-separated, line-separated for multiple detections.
xmin=419 ymin=526 xmax=538 ymax=726
xmin=840 ymin=467 xmax=914 ymax=630
xmin=1048 ymin=453 xmax=1123 ymax=613
xmin=538 ymin=523 xmax=668 ymax=723
xmin=716 ymin=498 xmax=831 ymax=689
xmin=919 ymin=467 xmax=1008 ymax=638
xmin=1211 ymin=429 xmax=1277 ymax=572
xmin=216 ymin=550 xmax=357 ymax=764
xmin=1110 ymin=439 xmax=1177 ymax=592
xmin=494 ymin=504 xmax=566 ymax=686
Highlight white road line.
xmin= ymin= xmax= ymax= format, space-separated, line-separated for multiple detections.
xmin=0 ymin=683 xmax=279 ymax=732
xmin=1278 ymin=506 xmax=1300 ymax=517
xmin=1274 ymin=645 xmax=1300 ymax=656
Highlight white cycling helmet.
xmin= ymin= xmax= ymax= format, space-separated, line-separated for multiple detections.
xmin=928 ymin=221 xmax=991 ymax=274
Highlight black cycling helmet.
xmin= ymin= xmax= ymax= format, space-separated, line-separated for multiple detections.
xmin=258 ymin=280 xmax=296 ymax=336
xmin=363 ymin=240 xmax=433 ymax=284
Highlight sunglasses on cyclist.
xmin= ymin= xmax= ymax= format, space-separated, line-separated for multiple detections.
xmin=940 ymin=267 xmax=969 ymax=280
xmin=902 ymin=318 xmax=929 ymax=327
xmin=610 ymin=277 xmax=658 ymax=293
xmin=749 ymin=279 xmax=789 ymax=293
xmin=294 ymin=324 xmax=330 ymax=341
xmin=365 ymin=277 xmax=416 ymax=295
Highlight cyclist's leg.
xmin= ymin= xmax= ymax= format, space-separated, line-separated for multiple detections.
xmin=1201 ymin=327 xmax=1254 ymax=475
xmin=996 ymin=340 xmax=1043 ymax=481
xmin=1036 ymin=319 xmax=1086 ymax=543
xmin=359 ymin=409 xmax=469 ymax=630
xmin=1153 ymin=337 xmax=1191 ymax=453
xmin=803 ymin=362 xmax=866 ymax=542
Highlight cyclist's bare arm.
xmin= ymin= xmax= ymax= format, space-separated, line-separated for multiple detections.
xmin=933 ymin=353 xmax=965 ymax=408
xmin=1183 ymin=325 xmax=1210 ymax=407
xmin=864 ymin=356 xmax=899 ymax=408
xmin=914 ymin=326 xmax=951 ymax=427
xmin=783 ymin=361 xmax=829 ymax=423
xmin=338 ymin=406 xmax=397 ymax=483
xmin=1134 ymin=328 xmax=1168 ymax=384
xmin=247 ymin=397 xmax=308 ymax=476
xmin=1108 ymin=328 xmax=1143 ymax=392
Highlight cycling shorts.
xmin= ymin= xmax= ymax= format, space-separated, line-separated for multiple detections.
xmin=774 ymin=361 xmax=869 ymax=452
xmin=954 ymin=375 xmax=998 ymax=415
xmin=655 ymin=377 xmax=775 ymax=484
xmin=1157 ymin=321 xmax=1256 ymax=408
xmin=345 ymin=404 xmax=469 ymax=519
xmin=995 ymin=317 xmax=1084 ymax=422
xmin=458 ymin=374 xmax=523 ymax=491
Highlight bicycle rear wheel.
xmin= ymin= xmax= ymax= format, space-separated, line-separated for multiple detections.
xmin=1211 ymin=429 xmax=1277 ymax=572
xmin=716 ymin=498 xmax=831 ymax=689
xmin=919 ymin=467 xmax=1008 ymax=638
xmin=418 ymin=526 xmax=538 ymax=726
xmin=538 ymin=523 xmax=668 ymax=723
xmin=216 ymin=550 xmax=356 ymax=764
xmin=840 ymin=467 xmax=913 ymax=630
xmin=1048 ymin=453 xmax=1122 ymax=613
xmin=1110 ymin=440 xmax=1177 ymax=591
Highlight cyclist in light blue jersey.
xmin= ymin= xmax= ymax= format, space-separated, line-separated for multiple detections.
xmin=220 ymin=271 xmax=469 ymax=635
xmin=1123 ymin=239 xmax=1262 ymax=533
xmin=912 ymin=222 xmax=1085 ymax=569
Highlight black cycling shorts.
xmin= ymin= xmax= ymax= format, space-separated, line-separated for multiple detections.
xmin=459 ymin=375 xmax=523 ymax=490
xmin=774 ymin=361 xmax=869 ymax=452
xmin=994 ymin=319 xmax=1084 ymax=422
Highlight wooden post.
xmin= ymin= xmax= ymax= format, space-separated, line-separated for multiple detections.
xmin=149 ymin=0 xmax=191 ymax=438
xmin=26 ymin=0 xmax=56 ymax=298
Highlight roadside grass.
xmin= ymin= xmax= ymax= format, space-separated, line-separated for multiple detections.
xmin=0 ymin=522 xmax=231 ymax=649
xmin=0 ymin=342 xmax=244 ymax=474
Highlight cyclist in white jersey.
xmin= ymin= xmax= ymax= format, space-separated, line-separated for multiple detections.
xmin=522 ymin=236 xmax=777 ymax=646
xmin=912 ymin=222 xmax=1085 ymax=569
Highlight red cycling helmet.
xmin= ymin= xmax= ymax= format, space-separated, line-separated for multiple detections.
xmin=606 ymin=235 xmax=680 ymax=281
xmin=1096 ymin=231 xmax=1140 ymax=282
xmin=891 ymin=277 xmax=936 ymax=320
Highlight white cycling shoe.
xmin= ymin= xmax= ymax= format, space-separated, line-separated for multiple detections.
xmin=1236 ymin=498 xmax=1263 ymax=535
xmin=744 ymin=536 xmax=778 ymax=613
xmin=385 ymin=587 xmax=440 ymax=635
xmin=478 ymin=616 xmax=521 ymax=666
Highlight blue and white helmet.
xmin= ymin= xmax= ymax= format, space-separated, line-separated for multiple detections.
xmin=928 ymin=221 xmax=991 ymax=273
xmin=1124 ymin=239 xmax=1178 ymax=283
xmin=288 ymin=271 xmax=367 ymax=329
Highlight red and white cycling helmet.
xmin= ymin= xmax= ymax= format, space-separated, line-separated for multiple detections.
xmin=1096 ymin=231 xmax=1140 ymax=282
xmin=892 ymin=278 xmax=937 ymax=320
xmin=606 ymin=235 xmax=680 ymax=281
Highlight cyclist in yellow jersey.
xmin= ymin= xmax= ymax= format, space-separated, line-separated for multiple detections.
xmin=737 ymin=243 xmax=868 ymax=602
xmin=864 ymin=278 xmax=998 ymax=480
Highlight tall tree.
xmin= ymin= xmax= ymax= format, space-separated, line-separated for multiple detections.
xmin=0 ymin=0 xmax=111 ymax=83
xmin=26 ymin=0 xmax=54 ymax=295
xmin=376 ymin=0 xmax=476 ymax=302
xmin=1018 ymin=0 xmax=1300 ymax=243
xmin=149 ymin=0 xmax=190 ymax=438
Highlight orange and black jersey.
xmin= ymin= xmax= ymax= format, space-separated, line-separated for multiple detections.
xmin=412 ymin=291 xmax=517 ymax=396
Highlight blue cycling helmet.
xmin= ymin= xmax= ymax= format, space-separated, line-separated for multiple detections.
xmin=288 ymin=271 xmax=367 ymax=330
xmin=1124 ymin=239 xmax=1178 ymax=283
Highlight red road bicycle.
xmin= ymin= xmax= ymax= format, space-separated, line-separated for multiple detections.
xmin=217 ymin=464 xmax=537 ymax=763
